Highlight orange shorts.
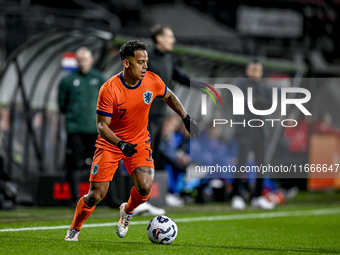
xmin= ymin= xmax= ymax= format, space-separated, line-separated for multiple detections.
xmin=89 ymin=142 xmax=154 ymax=182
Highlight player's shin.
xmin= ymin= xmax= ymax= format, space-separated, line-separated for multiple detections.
xmin=70 ymin=196 xmax=96 ymax=230
xmin=125 ymin=186 xmax=150 ymax=213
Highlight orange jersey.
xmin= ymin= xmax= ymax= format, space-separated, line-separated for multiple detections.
xmin=95 ymin=71 xmax=167 ymax=151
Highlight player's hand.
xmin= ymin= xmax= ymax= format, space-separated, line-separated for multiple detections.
xmin=117 ymin=140 xmax=138 ymax=157
xmin=183 ymin=114 xmax=199 ymax=137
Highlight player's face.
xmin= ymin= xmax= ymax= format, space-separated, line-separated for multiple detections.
xmin=126 ymin=50 xmax=148 ymax=81
xmin=157 ymin=28 xmax=176 ymax=52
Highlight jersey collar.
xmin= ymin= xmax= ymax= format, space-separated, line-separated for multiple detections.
xmin=120 ymin=72 xmax=142 ymax=90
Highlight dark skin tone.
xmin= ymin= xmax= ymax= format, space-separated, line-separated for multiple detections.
xmin=84 ymin=50 xmax=187 ymax=207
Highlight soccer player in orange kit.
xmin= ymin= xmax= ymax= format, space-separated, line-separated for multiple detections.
xmin=65 ymin=40 xmax=199 ymax=241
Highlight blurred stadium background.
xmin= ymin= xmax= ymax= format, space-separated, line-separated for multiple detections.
xmin=0 ymin=0 xmax=340 ymax=209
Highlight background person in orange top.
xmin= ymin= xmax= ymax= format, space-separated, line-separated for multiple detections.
xmin=64 ymin=40 xmax=199 ymax=241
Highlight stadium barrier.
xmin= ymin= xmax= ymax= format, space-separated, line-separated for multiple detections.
xmin=36 ymin=168 xmax=168 ymax=207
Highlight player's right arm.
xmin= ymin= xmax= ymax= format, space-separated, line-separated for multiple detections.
xmin=96 ymin=114 xmax=120 ymax=146
xmin=96 ymin=113 xmax=137 ymax=157
xmin=96 ymin=82 xmax=137 ymax=157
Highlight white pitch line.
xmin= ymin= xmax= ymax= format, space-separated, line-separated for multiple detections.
xmin=0 ymin=208 xmax=339 ymax=233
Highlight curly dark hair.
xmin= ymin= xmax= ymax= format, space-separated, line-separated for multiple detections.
xmin=119 ymin=40 xmax=147 ymax=60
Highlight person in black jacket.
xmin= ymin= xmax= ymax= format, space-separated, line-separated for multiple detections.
xmin=231 ymin=61 xmax=275 ymax=210
xmin=147 ymin=24 xmax=192 ymax=169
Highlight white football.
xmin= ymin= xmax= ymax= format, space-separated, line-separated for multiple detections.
xmin=146 ymin=215 xmax=178 ymax=244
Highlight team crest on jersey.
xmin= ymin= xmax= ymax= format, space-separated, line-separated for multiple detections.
xmin=143 ymin=91 xmax=153 ymax=105
xmin=92 ymin=164 xmax=99 ymax=175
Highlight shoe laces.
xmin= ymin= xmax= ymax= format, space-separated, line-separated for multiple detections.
xmin=122 ymin=213 xmax=132 ymax=228
xmin=68 ymin=229 xmax=79 ymax=238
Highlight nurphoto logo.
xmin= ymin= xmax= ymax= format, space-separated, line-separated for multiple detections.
xmin=200 ymin=83 xmax=312 ymax=128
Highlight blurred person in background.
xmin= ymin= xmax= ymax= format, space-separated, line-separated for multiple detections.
xmin=158 ymin=114 xmax=190 ymax=207
xmin=230 ymin=60 xmax=275 ymax=210
xmin=58 ymin=47 xmax=106 ymax=206
xmin=147 ymin=24 xmax=193 ymax=168
xmin=191 ymin=124 xmax=238 ymax=203
xmin=133 ymin=24 xmax=189 ymax=212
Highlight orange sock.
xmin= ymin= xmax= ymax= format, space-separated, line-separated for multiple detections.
xmin=125 ymin=186 xmax=149 ymax=213
xmin=70 ymin=196 xmax=96 ymax=230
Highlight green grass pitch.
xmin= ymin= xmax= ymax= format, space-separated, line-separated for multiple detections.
xmin=0 ymin=191 xmax=340 ymax=255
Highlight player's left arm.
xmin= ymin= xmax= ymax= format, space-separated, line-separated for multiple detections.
xmin=162 ymin=88 xmax=199 ymax=137
xmin=162 ymin=88 xmax=186 ymax=119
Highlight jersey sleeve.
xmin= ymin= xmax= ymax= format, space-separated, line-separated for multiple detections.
xmin=154 ymin=75 xmax=168 ymax=98
xmin=96 ymin=84 xmax=115 ymax=117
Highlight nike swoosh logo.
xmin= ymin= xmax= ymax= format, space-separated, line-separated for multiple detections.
xmin=117 ymin=102 xmax=127 ymax=107
xmin=146 ymin=159 xmax=152 ymax=161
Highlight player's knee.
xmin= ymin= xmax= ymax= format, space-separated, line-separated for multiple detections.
xmin=136 ymin=182 xmax=152 ymax=196
xmin=85 ymin=190 xmax=105 ymax=207
xmin=132 ymin=167 xmax=154 ymax=196
xmin=84 ymin=195 xmax=96 ymax=207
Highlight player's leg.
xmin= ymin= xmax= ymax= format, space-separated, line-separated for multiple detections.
xmin=65 ymin=148 xmax=121 ymax=241
xmin=117 ymin=166 xmax=154 ymax=238
xmin=65 ymin=181 xmax=109 ymax=241
xmin=73 ymin=182 xmax=109 ymax=227
xmin=124 ymin=142 xmax=155 ymax=209
xmin=116 ymin=141 xmax=155 ymax=238
xmin=127 ymin=166 xmax=154 ymax=211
